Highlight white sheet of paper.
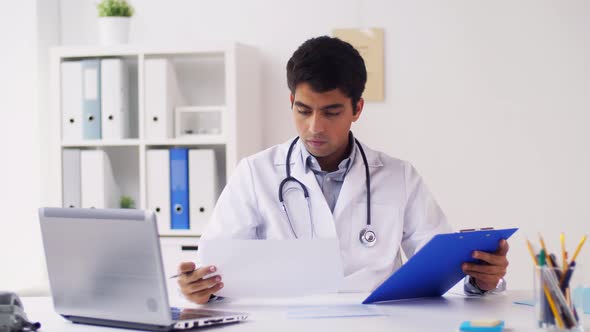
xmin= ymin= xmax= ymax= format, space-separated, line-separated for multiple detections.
xmin=197 ymin=239 xmax=344 ymax=298
xmin=287 ymin=305 xmax=386 ymax=319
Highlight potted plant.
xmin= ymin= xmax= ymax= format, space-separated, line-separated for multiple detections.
xmin=97 ymin=0 xmax=134 ymax=45
xmin=119 ymin=196 xmax=135 ymax=209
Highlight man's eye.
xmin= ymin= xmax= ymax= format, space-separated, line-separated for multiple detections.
xmin=298 ymin=109 xmax=311 ymax=115
xmin=326 ymin=112 xmax=340 ymax=117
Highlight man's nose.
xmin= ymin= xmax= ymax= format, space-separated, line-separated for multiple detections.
xmin=308 ymin=111 xmax=325 ymax=134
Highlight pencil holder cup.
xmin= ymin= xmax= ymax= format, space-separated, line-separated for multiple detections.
xmin=534 ymin=265 xmax=584 ymax=331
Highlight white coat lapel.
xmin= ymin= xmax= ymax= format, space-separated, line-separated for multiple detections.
xmin=332 ymin=142 xmax=384 ymax=237
xmin=332 ymin=142 xmax=365 ymax=242
xmin=289 ymin=141 xmax=337 ymax=238
xmin=274 ymin=139 xmax=337 ymax=239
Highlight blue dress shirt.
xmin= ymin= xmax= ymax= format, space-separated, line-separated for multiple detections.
xmin=300 ymin=134 xmax=357 ymax=213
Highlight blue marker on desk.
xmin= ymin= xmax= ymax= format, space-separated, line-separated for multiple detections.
xmin=459 ymin=320 xmax=504 ymax=332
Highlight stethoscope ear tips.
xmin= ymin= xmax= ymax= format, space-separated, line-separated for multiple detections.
xmin=359 ymin=228 xmax=377 ymax=247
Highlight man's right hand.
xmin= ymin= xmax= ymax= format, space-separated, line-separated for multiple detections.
xmin=177 ymin=262 xmax=224 ymax=304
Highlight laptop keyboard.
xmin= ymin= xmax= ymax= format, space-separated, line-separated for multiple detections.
xmin=170 ymin=307 xmax=182 ymax=321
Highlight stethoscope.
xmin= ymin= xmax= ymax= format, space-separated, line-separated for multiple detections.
xmin=278 ymin=136 xmax=377 ymax=247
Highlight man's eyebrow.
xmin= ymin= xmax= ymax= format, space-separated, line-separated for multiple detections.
xmin=320 ymin=103 xmax=344 ymax=111
xmin=293 ymin=101 xmax=311 ymax=109
xmin=293 ymin=101 xmax=345 ymax=111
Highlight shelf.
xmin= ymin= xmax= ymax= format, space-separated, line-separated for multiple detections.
xmin=51 ymin=43 xmax=261 ymax=243
xmin=176 ymin=105 xmax=226 ymax=112
xmin=61 ymin=139 xmax=140 ymax=148
xmin=175 ymin=106 xmax=224 ymax=138
xmin=145 ymin=136 xmax=227 ymax=147
xmin=61 ymin=137 xmax=227 ymax=147
xmin=159 ymin=233 xmax=201 ymax=238
xmin=51 ymin=43 xmax=237 ymax=59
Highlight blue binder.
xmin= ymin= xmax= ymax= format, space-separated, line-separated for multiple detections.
xmin=170 ymin=148 xmax=190 ymax=230
xmin=82 ymin=59 xmax=101 ymax=140
xmin=363 ymin=228 xmax=518 ymax=304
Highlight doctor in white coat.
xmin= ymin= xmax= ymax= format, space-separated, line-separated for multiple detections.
xmin=178 ymin=36 xmax=510 ymax=304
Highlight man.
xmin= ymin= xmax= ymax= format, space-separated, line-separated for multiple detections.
xmin=177 ymin=36 xmax=509 ymax=304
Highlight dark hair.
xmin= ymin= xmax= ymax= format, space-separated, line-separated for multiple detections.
xmin=286 ymin=36 xmax=367 ymax=114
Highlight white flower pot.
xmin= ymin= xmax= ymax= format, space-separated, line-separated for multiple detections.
xmin=98 ymin=17 xmax=130 ymax=45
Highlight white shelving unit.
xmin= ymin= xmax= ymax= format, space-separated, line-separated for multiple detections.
xmin=48 ymin=43 xmax=262 ymax=290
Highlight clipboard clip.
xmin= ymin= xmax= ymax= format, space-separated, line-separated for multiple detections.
xmin=459 ymin=227 xmax=495 ymax=233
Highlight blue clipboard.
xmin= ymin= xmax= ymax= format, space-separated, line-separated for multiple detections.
xmin=363 ymin=228 xmax=518 ymax=304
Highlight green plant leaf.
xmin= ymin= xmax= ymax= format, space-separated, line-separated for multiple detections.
xmin=97 ymin=0 xmax=134 ymax=17
xmin=120 ymin=196 xmax=136 ymax=209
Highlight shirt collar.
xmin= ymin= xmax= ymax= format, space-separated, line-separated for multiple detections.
xmin=301 ymin=132 xmax=357 ymax=176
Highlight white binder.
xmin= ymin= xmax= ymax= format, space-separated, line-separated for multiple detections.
xmin=189 ymin=149 xmax=218 ymax=235
xmin=60 ymin=61 xmax=83 ymax=141
xmin=80 ymin=150 xmax=120 ymax=208
xmin=62 ymin=149 xmax=81 ymax=208
xmin=144 ymin=59 xmax=178 ymax=139
xmin=101 ymin=58 xmax=130 ymax=139
xmin=147 ymin=149 xmax=171 ymax=234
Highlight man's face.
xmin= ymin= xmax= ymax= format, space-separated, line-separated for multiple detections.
xmin=290 ymin=83 xmax=363 ymax=158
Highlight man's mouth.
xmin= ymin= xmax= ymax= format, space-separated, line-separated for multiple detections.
xmin=306 ymin=139 xmax=327 ymax=147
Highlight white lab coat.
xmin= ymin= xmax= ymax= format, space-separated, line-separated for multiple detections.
xmin=200 ymin=138 xmax=453 ymax=292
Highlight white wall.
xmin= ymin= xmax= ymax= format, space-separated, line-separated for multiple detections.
xmin=0 ymin=0 xmax=60 ymax=294
xmin=38 ymin=0 xmax=62 ymax=208
xmin=0 ymin=0 xmax=59 ymax=293
xmin=53 ymin=0 xmax=590 ymax=289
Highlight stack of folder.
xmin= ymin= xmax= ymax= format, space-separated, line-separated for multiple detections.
xmin=62 ymin=149 xmax=120 ymax=209
xmin=61 ymin=56 xmax=218 ymax=232
xmin=147 ymin=148 xmax=219 ymax=235
xmin=61 ymin=58 xmax=130 ymax=141
xmin=144 ymin=58 xmax=183 ymax=139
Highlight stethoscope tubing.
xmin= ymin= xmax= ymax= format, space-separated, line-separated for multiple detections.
xmin=278 ymin=136 xmax=375 ymax=246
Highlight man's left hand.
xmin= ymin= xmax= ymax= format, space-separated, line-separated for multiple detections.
xmin=462 ymin=239 xmax=509 ymax=291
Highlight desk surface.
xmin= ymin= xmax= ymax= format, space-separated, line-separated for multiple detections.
xmin=22 ymin=290 xmax=588 ymax=332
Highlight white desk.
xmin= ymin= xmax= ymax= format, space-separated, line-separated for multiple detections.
xmin=22 ymin=291 xmax=588 ymax=331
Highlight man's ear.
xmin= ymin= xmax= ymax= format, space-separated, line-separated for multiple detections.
xmin=353 ymin=98 xmax=364 ymax=121
xmin=289 ymin=94 xmax=295 ymax=108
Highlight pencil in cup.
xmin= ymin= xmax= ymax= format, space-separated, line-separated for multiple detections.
xmin=533 ymin=252 xmax=563 ymax=328
xmin=529 ymin=247 xmax=584 ymax=330
xmin=527 ymin=243 xmax=560 ymax=327
xmin=541 ymin=265 xmax=577 ymax=329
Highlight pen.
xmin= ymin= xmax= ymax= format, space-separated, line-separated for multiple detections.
xmin=540 ymin=267 xmax=566 ymax=328
xmin=540 ymin=249 xmax=563 ymax=328
xmin=537 ymin=251 xmax=555 ymax=326
xmin=560 ymin=261 xmax=576 ymax=291
xmin=169 ymin=265 xmax=218 ymax=279
xmin=169 ymin=270 xmax=195 ymax=279
xmin=560 ymin=233 xmax=566 ymax=272
xmin=542 ymin=266 xmax=576 ymax=329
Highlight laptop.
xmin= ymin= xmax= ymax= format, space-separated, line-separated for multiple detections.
xmin=38 ymin=207 xmax=248 ymax=331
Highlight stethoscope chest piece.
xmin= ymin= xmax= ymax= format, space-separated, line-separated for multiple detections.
xmin=359 ymin=227 xmax=377 ymax=247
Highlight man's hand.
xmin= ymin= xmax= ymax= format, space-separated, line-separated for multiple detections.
xmin=462 ymin=239 xmax=509 ymax=291
xmin=177 ymin=262 xmax=224 ymax=304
